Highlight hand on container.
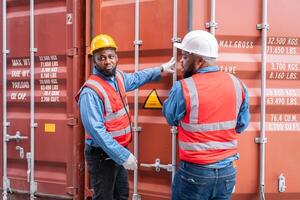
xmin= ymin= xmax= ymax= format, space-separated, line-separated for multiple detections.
xmin=161 ymin=57 xmax=176 ymax=73
xmin=122 ymin=153 xmax=137 ymax=170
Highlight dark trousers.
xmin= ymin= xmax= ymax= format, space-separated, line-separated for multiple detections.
xmin=85 ymin=144 xmax=129 ymax=200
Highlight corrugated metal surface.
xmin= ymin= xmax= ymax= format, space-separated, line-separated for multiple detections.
xmin=0 ymin=0 xmax=85 ymax=199
xmin=1 ymin=0 xmax=299 ymax=199
xmin=91 ymin=0 xmax=300 ymax=200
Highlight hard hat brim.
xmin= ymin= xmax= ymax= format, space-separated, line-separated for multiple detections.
xmin=174 ymin=43 xmax=184 ymax=51
xmin=174 ymin=43 xmax=218 ymax=58
xmin=174 ymin=43 xmax=193 ymax=55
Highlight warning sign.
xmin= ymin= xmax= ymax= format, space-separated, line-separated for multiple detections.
xmin=143 ymin=89 xmax=163 ymax=109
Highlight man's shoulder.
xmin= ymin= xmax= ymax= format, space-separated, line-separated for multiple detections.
xmin=79 ymin=86 xmax=98 ymax=99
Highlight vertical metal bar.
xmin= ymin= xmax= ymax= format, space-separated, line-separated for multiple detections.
xmin=210 ymin=0 xmax=216 ymax=35
xmin=259 ymin=0 xmax=268 ymax=200
xmin=87 ymin=0 xmax=94 ymax=78
xmin=187 ymin=0 xmax=193 ymax=31
xmin=30 ymin=0 xmax=37 ymax=199
xmin=2 ymin=0 xmax=9 ymax=199
xmin=133 ymin=0 xmax=141 ymax=199
xmin=90 ymin=0 xmax=94 ymax=40
xmin=171 ymin=0 xmax=179 ymax=182
xmin=205 ymin=0 xmax=217 ymax=35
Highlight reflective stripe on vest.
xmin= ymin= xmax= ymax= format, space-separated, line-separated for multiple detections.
xmin=181 ymin=73 xmax=243 ymax=131
xmin=109 ymin=125 xmax=131 ymax=138
xmin=179 ymin=140 xmax=237 ymax=151
xmin=178 ymin=72 xmax=244 ymax=164
xmin=105 ymin=105 xmax=130 ymax=122
xmin=79 ymin=71 xmax=131 ymax=146
xmin=85 ymin=79 xmax=113 ymax=114
xmin=180 ymin=119 xmax=236 ymax=132
xmin=228 ymin=73 xmax=243 ymax=117
xmin=184 ymin=77 xmax=199 ymax=123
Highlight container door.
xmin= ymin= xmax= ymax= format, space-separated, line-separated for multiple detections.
xmin=0 ymin=0 xmax=85 ymax=199
xmin=86 ymin=0 xmax=300 ymax=200
xmin=191 ymin=0 xmax=300 ymax=199
xmin=86 ymin=1 xmax=187 ymax=199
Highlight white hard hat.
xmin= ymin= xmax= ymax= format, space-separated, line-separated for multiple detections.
xmin=174 ymin=30 xmax=218 ymax=58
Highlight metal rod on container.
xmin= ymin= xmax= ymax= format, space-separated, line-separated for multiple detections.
xmin=90 ymin=0 xmax=94 ymax=41
xmin=85 ymin=0 xmax=94 ymax=78
xmin=171 ymin=0 xmax=179 ymax=182
xmin=187 ymin=0 xmax=194 ymax=32
xmin=29 ymin=0 xmax=37 ymax=199
xmin=187 ymin=0 xmax=193 ymax=32
xmin=2 ymin=0 xmax=10 ymax=199
xmin=258 ymin=0 xmax=268 ymax=200
xmin=210 ymin=0 xmax=216 ymax=35
xmin=206 ymin=0 xmax=218 ymax=35
xmin=133 ymin=0 xmax=142 ymax=199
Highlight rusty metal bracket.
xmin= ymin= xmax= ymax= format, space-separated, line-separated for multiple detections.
xmin=67 ymin=47 xmax=78 ymax=56
xmin=67 ymin=117 xmax=78 ymax=126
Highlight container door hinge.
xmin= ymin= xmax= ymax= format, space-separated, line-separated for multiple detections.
xmin=67 ymin=118 xmax=78 ymax=126
xmin=66 ymin=186 xmax=78 ymax=196
xmin=67 ymin=47 xmax=78 ymax=56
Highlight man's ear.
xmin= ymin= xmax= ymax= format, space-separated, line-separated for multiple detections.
xmin=194 ymin=56 xmax=203 ymax=71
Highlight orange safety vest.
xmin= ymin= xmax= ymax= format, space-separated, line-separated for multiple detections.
xmin=76 ymin=71 xmax=131 ymax=147
xmin=178 ymin=71 xmax=245 ymax=164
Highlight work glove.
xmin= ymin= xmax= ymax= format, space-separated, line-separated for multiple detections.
xmin=122 ymin=153 xmax=137 ymax=170
xmin=161 ymin=57 xmax=176 ymax=73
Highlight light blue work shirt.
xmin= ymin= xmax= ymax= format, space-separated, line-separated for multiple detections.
xmin=78 ymin=66 xmax=161 ymax=165
xmin=162 ymin=66 xmax=250 ymax=168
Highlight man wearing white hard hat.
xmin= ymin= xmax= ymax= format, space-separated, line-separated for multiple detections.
xmin=162 ymin=30 xmax=250 ymax=200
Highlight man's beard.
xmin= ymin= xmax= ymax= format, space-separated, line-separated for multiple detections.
xmin=183 ymin=61 xmax=196 ymax=78
xmin=99 ymin=67 xmax=116 ymax=77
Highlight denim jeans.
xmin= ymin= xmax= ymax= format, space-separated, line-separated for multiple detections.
xmin=172 ymin=161 xmax=236 ymax=200
xmin=84 ymin=144 xmax=129 ymax=200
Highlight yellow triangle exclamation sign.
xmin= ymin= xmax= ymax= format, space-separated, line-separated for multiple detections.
xmin=143 ymin=89 xmax=163 ymax=109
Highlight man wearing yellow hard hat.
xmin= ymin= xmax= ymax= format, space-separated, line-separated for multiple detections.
xmin=76 ymin=34 xmax=175 ymax=200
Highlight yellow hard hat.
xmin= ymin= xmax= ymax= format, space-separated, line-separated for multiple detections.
xmin=90 ymin=34 xmax=118 ymax=55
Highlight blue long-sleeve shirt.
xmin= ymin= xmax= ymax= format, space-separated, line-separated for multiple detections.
xmin=78 ymin=67 xmax=161 ymax=165
xmin=162 ymin=66 xmax=250 ymax=168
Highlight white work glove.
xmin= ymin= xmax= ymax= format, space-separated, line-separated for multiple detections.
xmin=122 ymin=153 xmax=137 ymax=170
xmin=161 ymin=57 xmax=176 ymax=73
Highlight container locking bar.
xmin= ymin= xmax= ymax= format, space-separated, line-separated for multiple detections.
xmin=133 ymin=40 xmax=143 ymax=46
xmin=278 ymin=174 xmax=286 ymax=193
xmin=5 ymin=131 xmax=28 ymax=142
xmin=16 ymin=146 xmax=25 ymax=159
xmin=255 ymin=137 xmax=267 ymax=144
xmin=205 ymin=21 xmax=218 ymax=29
xmin=170 ymin=126 xmax=178 ymax=135
xmin=171 ymin=37 xmax=181 ymax=43
xmin=133 ymin=126 xmax=142 ymax=132
xmin=3 ymin=177 xmax=12 ymax=193
xmin=26 ymin=152 xmax=32 ymax=183
xmin=256 ymin=23 xmax=270 ymax=30
xmin=26 ymin=152 xmax=37 ymax=192
xmin=140 ymin=158 xmax=173 ymax=172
